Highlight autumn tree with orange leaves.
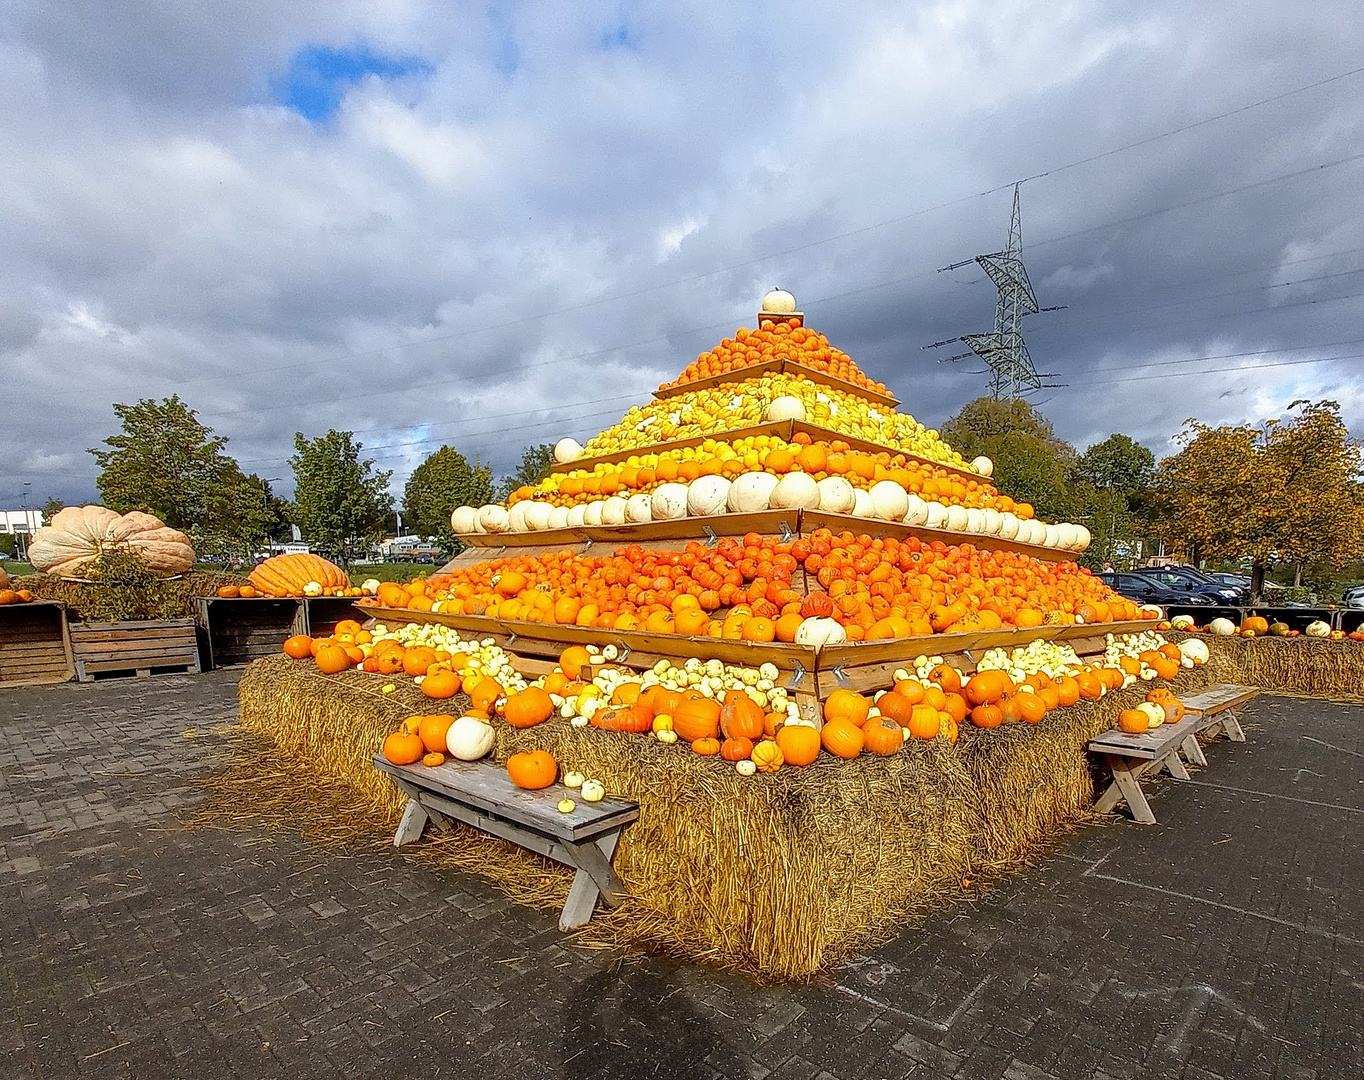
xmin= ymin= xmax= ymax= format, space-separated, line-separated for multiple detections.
xmin=1153 ymin=400 xmax=1363 ymax=599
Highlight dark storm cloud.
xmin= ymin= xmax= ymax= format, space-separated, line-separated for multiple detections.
xmin=1 ymin=0 xmax=1361 ymax=507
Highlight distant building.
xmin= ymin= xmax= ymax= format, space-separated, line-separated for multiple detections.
xmin=382 ymin=535 xmax=440 ymax=559
xmin=0 ymin=509 xmax=44 ymax=535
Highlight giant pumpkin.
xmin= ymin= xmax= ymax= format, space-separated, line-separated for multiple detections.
xmin=249 ymin=552 xmax=349 ymax=596
xmin=26 ymin=505 xmax=195 ymax=579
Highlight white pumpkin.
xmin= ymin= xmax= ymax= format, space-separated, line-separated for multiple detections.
xmin=728 ymin=472 xmax=779 ymax=513
xmin=566 ymin=504 xmax=588 ymax=528
xmin=1073 ymin=524 xmax=1092 ymax=552
xmin=868 ymin=480 xmax=909 ymax=521
xmin=1136 ymin=701 xmax=1166 ymax=729
xmin=554 ymin=437 xmax=584 ymax=464
xmin=1209 ymin=617 xmax=1237 ymax=636
xmin=580 ymin=779 xmax=606 ymax=803
xmin=1055 ymin=523 xmax=1078 ymax=550
xmin=944 ymin=504 xmax=969 ymax=532
xmin=651 ymin=483 xmax=690 ymax=520
xmin=765 ymin=396 xmax=807 ymax=422
xmin=625 ymin=493 xmax=652 ymax=523
xmin=971 ymin=456 xmax=994 ymax=478
xmin=548 ymin=505 xmax=571 ymax=530
xmin=816 ymin=476 xmax=857 ymax=514
xmin=852 ymin=487 xmax=875 ymax=518
xmin=794 ymin=617 xmax=847 ymax=647
xmin=1305 ymin=620 xmax=1331 ymax=637
xmin=687 ymin=475 xmax=731 ymax=516
xmin=477 ymin=504 xmax=509 ymax=533
xmin=1025 ymin=519 xmax=1048 ymax=545
xmin=524 ymin=502 xmax=553 ymax=531
xmin=1178 ymin=638 xmax=1209 ymax=665
xmin=447 ymin=716 xmax=495 ymax=760
xmin=770 ymin=471 xmax=820 ymax=510
xmin=964 ymin=508 xmax=985 ymax=534
xmin=1043 ymin=524 xmax=1060 ymax=548
xmin=507 ymin=501 xmax=531 ymax=532
xmin=1139 ymin=603 xmax=1164 ymax=619
xmin=998 ymin=512 xmax=1020 ymax=541
xmin=762 ymin=288 xmax=798 ymax=314
xmin=1171 ymin=614 xmax=1196 ymax=631
xmin=450 ymin=505 xmax=478 ymax=534
xmin=903 ymin=494 xmax=929 ymax=525
xmin=583 ymin=501 xmax=605 ymax=526
xmin=302 ymin=581 xmax=323 ymax=597
xmin=981 ymin=508 xmax=1002 ymax=535
xmin=923 ymin=501 xmax=948 ymax=529
xmin=601 ymin=496 xmax=628 ymax=525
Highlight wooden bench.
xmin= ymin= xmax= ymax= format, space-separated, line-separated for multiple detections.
xmin=1089 ymin=683 xmax=1258 ymax=824
xmin=373 ymin=756 xmax=639 ymax=931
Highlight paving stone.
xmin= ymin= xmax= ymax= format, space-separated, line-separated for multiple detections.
xmin=2 ymin=675 xmax=1361 ymax=1079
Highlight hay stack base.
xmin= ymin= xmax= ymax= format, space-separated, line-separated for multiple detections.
xmin=1174 ymin=632 xmax=1364 ymax=702
xmin=228 ymin=655 xmax=1214 ymax=979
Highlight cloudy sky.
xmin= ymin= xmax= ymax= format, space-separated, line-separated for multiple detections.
xmin=3 ymin=1 xmax=1362 ymax=508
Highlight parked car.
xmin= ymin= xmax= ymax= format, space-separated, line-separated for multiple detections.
xmin=1129 ymin=565 xmax=1245 ymax=603
xmin=1099 ymin=572 xmax=1216 ymax=607
xmin=1342 ymin=584 xmax=1364 ymax=609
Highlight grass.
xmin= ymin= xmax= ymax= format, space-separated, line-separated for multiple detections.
xmin=1 ymin=558 xmax=31 ymax=578
xmin=344 ymin=561 xmax=446 ymax=583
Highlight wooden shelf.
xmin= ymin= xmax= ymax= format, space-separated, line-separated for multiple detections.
xmin=800 ymin=511 xmax=1074 ymax=563
xmin=651 ymin=358 xmax=899 ymax=409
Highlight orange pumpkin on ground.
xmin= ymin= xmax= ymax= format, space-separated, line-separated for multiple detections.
xmin=821 ymin=717 xmax=864 ymax=759
xmin=314 ymin=643 xmax=351 ymax=675
xmin=403 ymin=647 xmax=439 ymax=677
xmin=282 ymin=635 xmax=313 ymax=659
xmin=691 ymin=737 xmax=721 ymax=756
xmin=506 ymin=750 xmax=557 ymax=790
xmin=776 ymin=724 xmax=820 ymax=766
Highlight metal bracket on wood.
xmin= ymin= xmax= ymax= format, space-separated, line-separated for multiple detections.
xmin=506 ymin=631 xmax=517 ymax=646
xmin=785 ymin=661 xmax=807 ymax=691
xmin=702 ymin=525 xmax=719 ymax=547
xmin=613 ymin=640 xmax=632 ymax=664
xmin=779 ymin=520 xmax=794 ymax=543
xmin=830 ymin=664 xmax=850 ymax=688
xmin=962 ymin=649 xmax=974 ymax=665
xmin=497 ymin=545 xmax=507 ymax=555
xmin=581 ymin=538 xmax=593 ymax=550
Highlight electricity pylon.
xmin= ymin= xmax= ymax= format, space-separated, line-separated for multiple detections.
xmin=926 ymin=183 xmax=1060 ymax=398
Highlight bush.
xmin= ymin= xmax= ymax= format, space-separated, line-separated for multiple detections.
xmin=78 ymin=550 xmax=184 ymax=622
xmin=0 ymin=534 xmax=15 ymax=556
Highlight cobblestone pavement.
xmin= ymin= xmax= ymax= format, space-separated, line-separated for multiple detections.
xmin=2 ymin=673 xmax=1361 ymax=1080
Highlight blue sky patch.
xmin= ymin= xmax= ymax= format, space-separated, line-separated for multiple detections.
xmin=278 ymin=45 xmax=431 ymax=123
xmin=598 ymin=15 xmax=640 ymax=51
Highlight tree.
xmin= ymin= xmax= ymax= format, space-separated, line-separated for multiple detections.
xmin=90 ymin=395 xmax=237 ymax=530
xmin=940 ymin=397 xmax=1080 ymax=522
xmin=496 ymin=443 xmax=555 ymax=501
xmin=1153 ymin=400 xmax=1363 ymax=599
xmin=198 ymin=473 xmax=292 ymax=564
xmin=402 ymin=446 xmax=494 ymax=554
xmin=1075 ymin=434 xmax=1155 ymax=496
xmin=1072 ymin=434 xmax=1158 ymax=569
xmin=290 ymin=430 xmax=394 ymax=567
xmin=39 ymin=497 xmax=65 ymax=525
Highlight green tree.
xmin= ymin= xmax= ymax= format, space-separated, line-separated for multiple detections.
xmin=1153 ymin=400 xmax=1364 ymax=599
xmin=289 ymin=430 xmax=394 ymax=567
xmin=39 ymin=497 xmax=65 ymax=525
xmin=940 ymin=397 xmax=1079 ymax=522
xmin=90 ymin=395 xmax=236 ymax=530
xmin=402 ymin=446 xmax=494 ymax=555
xmin=198 ymin=473 xmax=292 ymax=564
xmin=496 ymin=443 xmax=555 ymax=501
xmin=1072 ymin=434 xmax=1158 ymax=569
xmin=1075 ymin=434 xmax=1155 ymax=495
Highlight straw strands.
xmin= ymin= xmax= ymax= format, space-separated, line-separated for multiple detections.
xmin=1178 ymin=632 xmax=1364 ymax=703
xmin=216 ymin=654 xmax=1217 ymax=979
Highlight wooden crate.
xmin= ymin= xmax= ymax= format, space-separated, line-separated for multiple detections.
xmin=194 ymin=598 xmax=305 ymax=669
xmin=304 ymin=597 xmax=370 ymax=638
xmin=0 ymin=601 xmax=75 ymax=687
xmin=70 ymin=619 xmax=200 ymax=681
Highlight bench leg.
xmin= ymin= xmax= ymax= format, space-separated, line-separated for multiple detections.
xmin=1182 ymin=734 xmax=1208 ymax=768
xmin=1099 ymin=755 xmax=1157 ymax=825
xmin=1219 ymin=709 xmax=1246 ymax=742
xmin=1164 ymin=750 xmax=1191 ymax=782
xmin=559 ymin=830 xmax=625 ymax=931
xmin=393 ymin=798 xmax=429 ymax=847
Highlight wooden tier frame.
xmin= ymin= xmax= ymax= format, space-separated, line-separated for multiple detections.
xmin=359 ymin=603 xmax=1156 ymax=718
xmin=450 ymin=508 xmax=1075 ymax=563
xmin=549 ymin=419 xmax=983 ymax=485
xmin=651 ymin=357 xmax=899 ymax=408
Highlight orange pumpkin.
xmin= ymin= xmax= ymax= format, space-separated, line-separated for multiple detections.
xmin=964 ymin=669 xmax=1012 ymax=705
xmin=823 ymin=689 xmax=871 ymax=728
xmin=751 ymin=741 xmax=784 ymax=773
xmin=382 ymin=721 xmax=424 ymax=765
xmin=591 ymin=704 xmax=654 ymax=733
xmin=503 ymin=687 xmax=555 ymax=728
xmin=421 ymin=751 xmax=445 ymax=767
xmin=282 ymin=635 xmax=313 ymax=659
xmin=720 ymin=690 xmax=765 ymax=741
xmin=314 ymin=643 xmax=351 ymax=675
xmin=928 ymin=664 xmax=962 ymax=694
xmin=466 ymin=679 xmax=504 ymax=713
xmin=691 ymin=737 xmax=721 ymax=756
xmin=403 ymin=647 xmax=439 ymax=677
xmin=217 ymin=585 xmax=241 ymax=598
xmin=720 ymin=737 xmax=754 ymax=761
xmin=421 ymin=669 xmax=461 ymax=700
xmin=673 ymin=695 xmax=722 ymax=742
xmin=1118 ymin=709 xmax=1149 ymax=734
xmin=969 ymin=704 xmax=1002 ymax=729
xmin=821 ymin=717 xmax=864 ymax=759
xmin=417 ymin=714 xmax=456 ymax=754
xmin=862 ymin=716 xmax=903 ymax=756
xmin=776 ymin=724 xmax=820 ymax=766
xmin=506 ymin=750 xmax=557 ymax=790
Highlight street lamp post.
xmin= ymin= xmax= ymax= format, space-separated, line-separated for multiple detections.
xmin=18 ymin=483 xmax=32 ymax=562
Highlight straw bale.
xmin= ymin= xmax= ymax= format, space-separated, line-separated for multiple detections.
xmin=216 ymin=654 xmax=1217 ymax=979
xmin=1171 ymin=632 xmax=1364 ymax=703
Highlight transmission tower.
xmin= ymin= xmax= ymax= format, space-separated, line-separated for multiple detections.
xmin=926 ymin=183 xmax=1060 ymax=398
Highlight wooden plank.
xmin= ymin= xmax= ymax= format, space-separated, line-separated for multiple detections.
xmin=651 ymin=357 xmax=900 ymax=408
xmin=69 ymin=619 xmax=196 ymax=632
xmin=1180 ymin=685 xmax=1259 ymax=717
xmin=374 ymin=756 xmax=637 ymax=843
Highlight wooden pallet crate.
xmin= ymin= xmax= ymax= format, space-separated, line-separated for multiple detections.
xmin=193 ymin=598 xmax=305 ymax=669
xmin=69 ymin=618 xmax=200 ymax=681
xmin=304 ymin=596 xmax=370 ymax=638
xmin=0 ymin=601 xmax=75 ymax=687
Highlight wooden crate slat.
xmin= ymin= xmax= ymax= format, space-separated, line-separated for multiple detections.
xmin=0 ymin=601 xmax=75 ymax=686
xmin=193 ymin=597 xmax=305 ymax=669
xmin=548 ymin=421 xmax=795 ymax=475
xmin=650 ymin=358 xmax=900 ymax=408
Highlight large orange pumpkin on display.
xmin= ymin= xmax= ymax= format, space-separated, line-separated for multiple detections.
xmin=875 ymin=692 xmax=916 ymax=725
xmin=823 ymin=689 xmax=871 ymax=728
xmin=1241 ymin=615 xmax=1269 ymax=636
xmin=503 ymin=688 xmax=555 ymax=728
xmin=591 ymin=704 xmax=654 ymax=732
xmin=416 ymin=714 xmax=457 ymax=754
xmin=821 ymin=717 xmax=864 ymax=759
xmin=506 ymin=750 xmax=557 ymax=790
xmin=673 ymin=695 xmax=722 ymax=742
xmin=382 ymin=722 xmax=425 ymax=765
xmin=862 ymin=717 xmax=903 ymax=756
xmin=27 ymin=505 xmax=195 ymax=578
xmin=314 ymin=643 xmax=351 ymax=674
xmin=909 ymin=704 xmax=943 ymax=738
xmin=403 ymin=647 xmax=439 ymax=677
xmin=720 ymin=691 xmax=765 ymax=741
xmin=249 ymin=552 xmax=349 ymax=596
xmin=776 ymin=724 xmax=820 ymax=766
xmin=282 ymin=635 xmax=313 ymax=659
xmin=964 ymin=670 xmax=1012 ymax=705
xmin=420 ymin=669 xmax=461 ymax=699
